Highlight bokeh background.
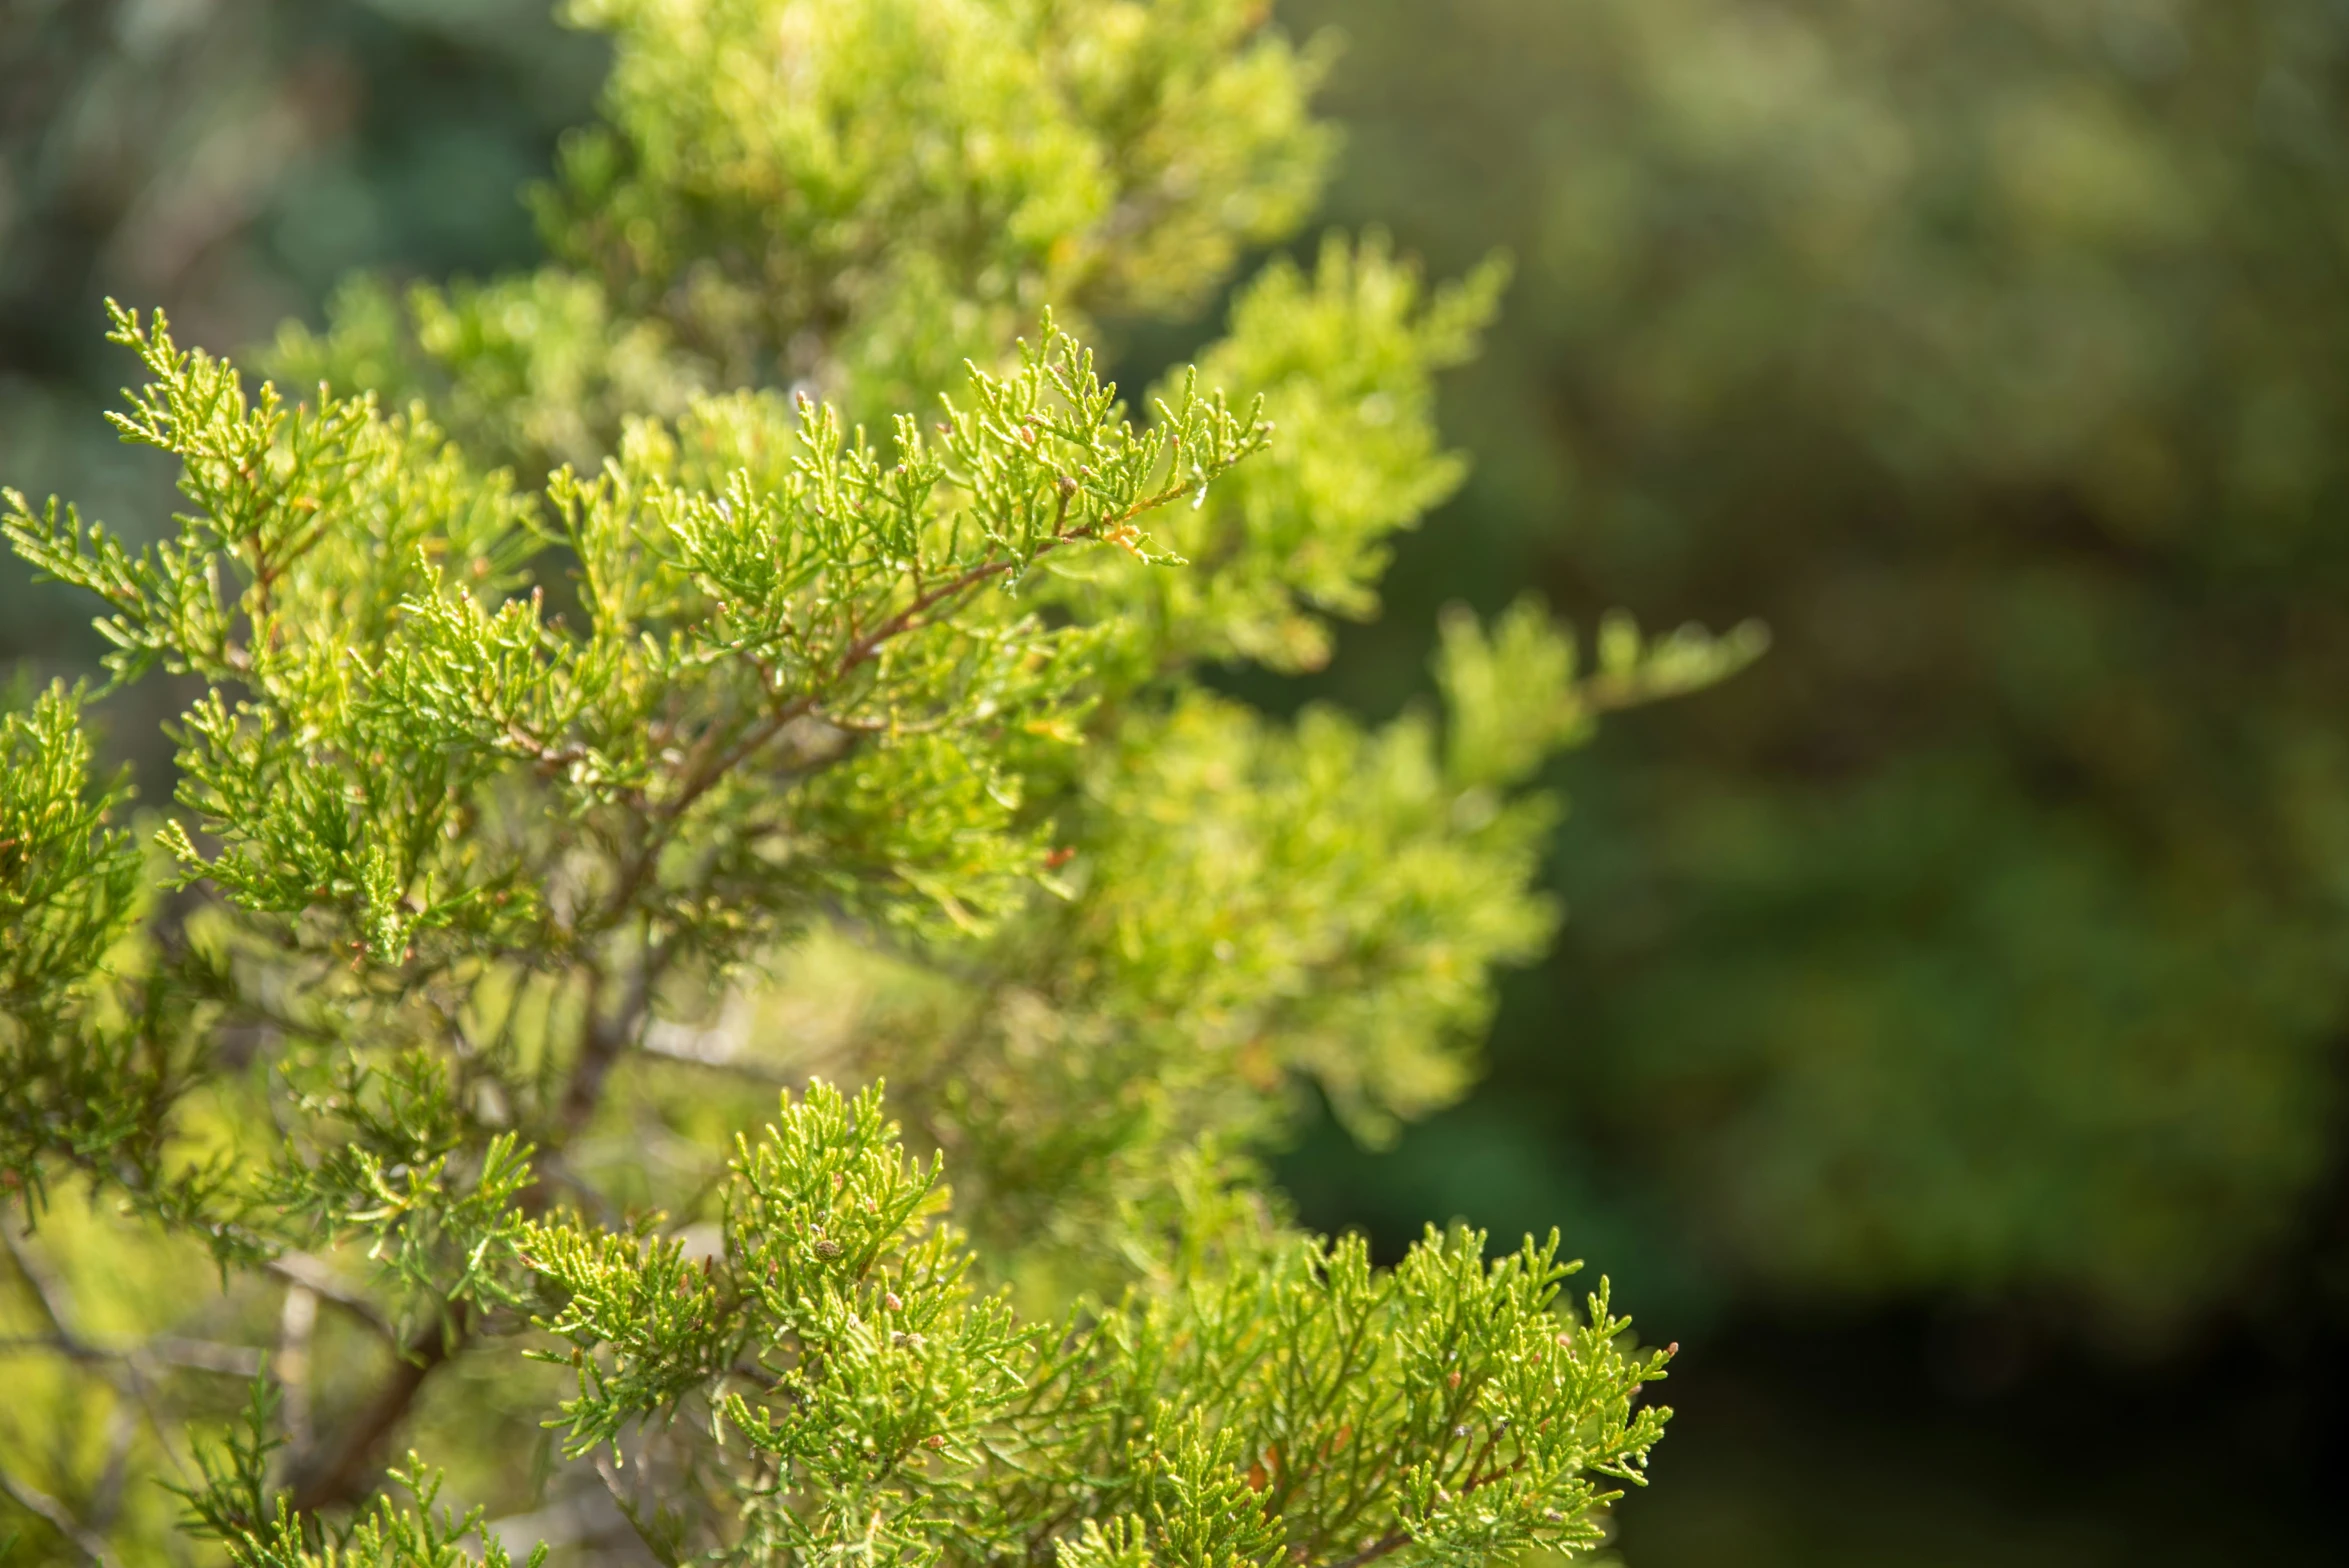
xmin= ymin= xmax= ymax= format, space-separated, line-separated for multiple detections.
xmin=5 ymin=0 xmax=2346 ymax=1561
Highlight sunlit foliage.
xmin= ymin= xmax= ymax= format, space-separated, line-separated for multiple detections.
xmin=0 ymin=3 xmax=1752 ymax=1562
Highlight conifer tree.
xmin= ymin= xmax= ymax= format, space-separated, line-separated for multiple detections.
xmin=0 ymin=4 xmax=1755 ymax=1563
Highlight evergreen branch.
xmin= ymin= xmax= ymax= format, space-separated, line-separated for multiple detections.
xmin=0 ymin=15 xmax=1715 ymax=1556
xmin=622 ymin=474 xmax=1186 ymax=894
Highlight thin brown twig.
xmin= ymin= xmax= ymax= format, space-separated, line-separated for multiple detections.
xmin=1320 ymin=1530 xmax=1410 ymax=1568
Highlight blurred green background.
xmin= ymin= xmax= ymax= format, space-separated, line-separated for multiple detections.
xmin=5 ymin=0 xmax=2345 ymax=1561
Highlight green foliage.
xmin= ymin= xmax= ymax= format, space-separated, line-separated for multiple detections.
xmin=0 ymin=1 xmax=1750 ymax=1563
xmin=180 ymin=1390 xmax=548 ymax=1568
xmin=0 ymin=678 xmax=239 ymax=1241
xmin=516 ymin=1083 xmax=1671 ymax=1568
xmin=272 ymin=0 xmax=1333 ymax=472
xmin=0 ymin=677 xmax=140 ymax=1197
xmin=13 ymin=303 xmax=1265 ymax=973
xmin=2 ymin=680 xmax=138 ymax=1012
xmin=1096 ymin=237 xmax=1509 ymax=674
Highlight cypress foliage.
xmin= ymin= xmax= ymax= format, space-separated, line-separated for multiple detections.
xmin=0 ymin=4 xmax=1754 ymax=1563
